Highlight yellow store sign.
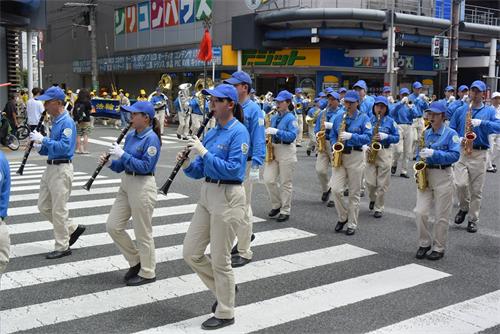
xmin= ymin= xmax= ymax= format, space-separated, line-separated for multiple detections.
xmin=222 ymin=45 xmax=320 ymax=67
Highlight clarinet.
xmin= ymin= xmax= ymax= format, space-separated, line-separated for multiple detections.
xmin=82 ymin=123 xmax=132 ymax=191
xmin=16 ymin=110 xmax=47 ymax=175
xmin=159 ymin=111 xmax=213 ymax=195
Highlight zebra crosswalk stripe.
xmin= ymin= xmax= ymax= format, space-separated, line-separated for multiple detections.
xmin=9 ymin=185 xmax=120 ymax=202
xmin=11 ymin=178 xmax=122 ymax=192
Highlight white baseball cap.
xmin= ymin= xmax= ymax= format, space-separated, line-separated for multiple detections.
xmin=492 ymin=92 xmax=500 ymax=99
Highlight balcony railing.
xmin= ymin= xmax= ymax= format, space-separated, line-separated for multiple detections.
xmin=464 ymin=4 xmax=499 ymax=26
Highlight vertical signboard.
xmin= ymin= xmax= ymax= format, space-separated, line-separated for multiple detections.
xmin=150 ymin=0 xmax=165 ymax=29
xmin=126 ymin=4 xmax=138 ymax=33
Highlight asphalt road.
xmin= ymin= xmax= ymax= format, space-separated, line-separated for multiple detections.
xmin=1 ymin=125 xmax=499 ymax=334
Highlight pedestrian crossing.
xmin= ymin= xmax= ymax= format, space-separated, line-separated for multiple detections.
xmin=2 ymin=161 xmax=500 ymax=334
xmin=87 ymin=133 xmax=186 ymax=149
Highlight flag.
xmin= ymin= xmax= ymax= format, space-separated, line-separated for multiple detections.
xmin=197 ymin=28 xmax=212 ymax=62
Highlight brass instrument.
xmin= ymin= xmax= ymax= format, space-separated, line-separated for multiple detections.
xmin=332 ymin=113 xmax=347 ymax=168
xmin=265 ymin=111 xmax=275 ymax=163
xmin=178 ymin=83 xmax=192 ymax=113
xmin=158 ymin=74 xmax=173 ymax=92
xmin=413 ymin=126 xmax=429 ymax=191
xmin=367 ymin=114 xmax=382 ymax=164
xmin=194 ymin=77 xmax=215 ymax=113
xmin=306 ymin=107 xmax=320 ymax=126
xmin=463 ymin=99 xmax=476 ymax=155
xmin=316 ymin=108 xmax=327 ymax=154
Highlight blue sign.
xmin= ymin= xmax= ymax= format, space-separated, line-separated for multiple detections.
xmin=179 ymin=0 xmax=195 ymax=24
xmin=91 ymin=98 xmax=121 ymax=119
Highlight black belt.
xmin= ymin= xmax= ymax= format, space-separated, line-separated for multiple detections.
xmin=473 ymin=145 xmax=488 ymax=150
xmin=342 ymin=146 xmax=363 ymax=154
xmin=273 ymin=140 xmax=292 ymax=145
xmin=382 ymin=144 xmax=391 ymax=149
xmin=205 ymin=177 xmax=242 ymax=185
xmin=47 ymin=159 xmax=72 ymax=165
xmin=427 ymin=164 xmax=452 ymax=170
xmin=247 ymin=156 xmax=253 ymax=162
xmin=125 ymin=171 xmax=155 ymax=176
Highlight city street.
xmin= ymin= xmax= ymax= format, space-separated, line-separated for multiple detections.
xmin=1 ymin=125 xmax=499 ymax=333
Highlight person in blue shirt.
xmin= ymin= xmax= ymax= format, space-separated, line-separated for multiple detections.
xmin=414 ymin=100 xmax=460 ymax=261
xmin=102 ymin=101 xmax=162 ymax=286
xmin=0 ymin=151 xmax=10 ymax=276
xmin=223 ymin=71 xmax=265 ymax=268
xmin=390 ymin=88 xmax=420 ymax=178
xmin=338 ymin=87 xmax=347 ymax=105
xmin=446 ymin=85 xmax=469 ymax=121
xmin=409 ymin=81 xmax=429 ymax=160
xmin=189 ymin=93 xmax=204 ymax=135
xmin=329 ymin=90 xmax=372 ymax=235
xmin=293 ymin=88 xmax=305 ymax=147
xmin=148 ymin=87 xmax=169 ymax=135
xmin=29 ymin=86 xmax=85 ymax=260
xmin=315 ymin=91 xmax=343 ymax=206
xmin=263 ymin=90 xmax=298 ymax=222
xmin=450 ymin=80 xmax=500 ymax=233
xmin=442 ymin=85 xmax=456 ymax=107
xmin=364 ymin=96 xmax=399 ymax=219
xmin=174 ymin=95 xmax=188 ymax=140
xmin=180 ymin=84 xmax=249 ymax=330
xmin=353 ymin=80 xmax=375 ymax=117
xmin=305 ymin=98 xmax=326 ymax=156
xmin=382 ymin=86 xmax=395 ymax=104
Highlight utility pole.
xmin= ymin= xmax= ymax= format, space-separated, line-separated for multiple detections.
xmin=449 ymin=0 xmax=460 ymax=87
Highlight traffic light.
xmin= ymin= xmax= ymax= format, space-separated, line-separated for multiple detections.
xmin=432 ymin=37 xmax=440 ymax=57
xmin=433 ymin=58 xmax=441 ymax=70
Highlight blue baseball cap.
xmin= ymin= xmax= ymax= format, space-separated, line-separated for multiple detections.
xmin=324 ymin=87 xmax=334 ymax=94
xmin=314 ymin=97 xmax=320 ymax=103
xmin=399 ymin=88 xmax=410 ymax=95
xmin=327 ymin=91 xmax=340 ymax=100
xmin=373 ymin=96 xmax=389 ymax=109
xmin=412 ymin=81 xmax=423 ymax=89
xmin=318 ymin=99 xmax=328 ymax=109
xmin=383 ymin=86 xmax=391 ymax=93
xmin=425 ymin=100 xmax=447 ymax=114
xmin=444 ymin=85 xmax=455 ymax=92
xmin=36 ymin=86 xmax=66 ymax=102
xmin=344 ymin=90 xmax=360 ymax=103
xmin=318 ymin=92 xmax=326 ymax=98
xmin=353 ymin=80 xmax=368 ymax=91
xmin=338 ymin=87 xmax=347 ymax=93
xmin=202 ymin=84 xmax=239 ymax=103
xmin=121 ymin=101 xmax=155 ymax=119
xmin=295 ymin=88 xmax=303 ymax=94
xmin=458 ymin=85 xmax=469 ymax=92
xmin=223 ymin=71 xmax=252 ymax=86
xmin=470 ymin=80 xmax=486 ymax=92
xmin=275 ymin=90 xmax=294 ymax=102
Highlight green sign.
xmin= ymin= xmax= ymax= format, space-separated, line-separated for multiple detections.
xmin=114 ymin=8 xmax=125 ymax=35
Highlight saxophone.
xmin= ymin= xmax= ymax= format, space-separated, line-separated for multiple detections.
xmin=332 ymin=112 xmax=347 ymax=168
xmin=413 ymin=126 xmax=428 ymax=191
xmin=316 ymin=108 xmax=327 ymax=153
xmin=367 ymin=113 xmax=382 ymax=164
xmin=463 ymin=99 xmax=476 ymax=155
xmin=265 ymin=111 xmax=275 ymax=163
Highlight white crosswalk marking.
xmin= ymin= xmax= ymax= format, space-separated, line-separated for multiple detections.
xmin=9 ymin=166 xmax=46 ymax=172
xmin=11 ymin=178 xmax=122 ymax=191
xmin=100 ymin=136 xmax=176 ymax=145
xmin=88 ymin=138 xmax=114 ymax=147
xmin=10 ymin=174 xmax=98 ymax=185
xmin=10 ymin=171 xmax=86 ymax=181
xmin=8 ymin=169 xmax=48 ymax=176
xmin=9 ymin=185 xmax=119 ymax=202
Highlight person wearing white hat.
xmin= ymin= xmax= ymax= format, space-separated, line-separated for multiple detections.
xmin=486 ymin=91 xmax=500 ymax=173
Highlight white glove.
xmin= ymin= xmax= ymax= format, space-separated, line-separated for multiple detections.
xmin=108 ymin=143 xmax=124 ymax=159
xmin=339 ymin=131 xmax=352 ymax=141
xmin=448 ymin=96 xmax=456 ymax=103
xmin=471 ymin=119 xmax=482 ymax=127
xmin=401 ymin=97 xmax=409 ymax=104
xmin=249 ymin=166 xmax=260 ymax=182
xmin=33 ymin=142 xmax=42 ymax=152
xmin=29 ymin=130 xmax=44 ymax=143
xmin=379 ymin=132 xmax=389 ymax=141
xmin=324 ymin=122 xmax=333 ymax=130
xmin=98 ymin=154 xmax=111 ymax=167
xmin=387 ymin=96 xmax=395 ymax=103
xmin=418 ymin=93 xmax=426 ymax=100
xmin=265 ymin=127 xmax=278 ymax=135
xmin=362 ymin=145 xmax=369 ymax=152
xmin=176 ymin=151 xmax=191 ymax=168
xmin=462 ymin=95 xmax=468 ymax=102
xmin=187 ymin=136 xmax=208 ymax=157
xmin=420 ymin=148 xmax=434 ymax=159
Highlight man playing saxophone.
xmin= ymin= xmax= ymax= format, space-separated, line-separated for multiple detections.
xmin=414 ymin=100 xmax=460 ymax=260
xmin=329 ymin=90 xmax=372 ymax=235
xmin=450 ymin=80 xmax=500 ymax=233
xmin=364 ymin=96 xmax=399 ymax=219
xmin=305 ymin=98 xmax=325 ymax=156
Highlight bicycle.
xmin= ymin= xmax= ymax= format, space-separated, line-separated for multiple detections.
xmin=0 ymin=117 xmax=20 ymax=151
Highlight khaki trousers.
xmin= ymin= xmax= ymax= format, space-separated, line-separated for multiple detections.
xmin=264 ymin=143 xmax=297 ymax=215
xmin=106 ymin=174 xmax=157 ymax=279
xmin=415 ymin=168 xmax=453 ymax=252
xmin=177 ymin=111 xmax=190 ymax=137
xmin=365 ymin=148 xmax=393 ymax=212
xmin=155 ymin=109 xmax=166 ymax=135
xmin=454 ymin=150 xmax=487 ymax=223
xmin=315 ymin=142 xmax=332 ymax=193
xmin=190 ymin=114 xmax=204 ymax=135
xmin=307 ymin=124 xmax=316 ymax=151
xmin=411 ymin=117 xmax=424 ymax=157
xmin=38 ymin=164 xmax=77 ymax=251
xmin=296 ymin=114 xmax=304 ymax=145
xmin=392 ymin=124 xmax=414 ymax=174
xmin=235 ymin=161 xmax=254 ymax=259
xmin=330 ymin=150 xmax=365 ymax=229
xmin=487 ymin=134 xmax=500 ymax=169
xmin=183 ymin=182 xmax=246 ymax=319
xmin=0 ymin=219 xmax=10 ymax=275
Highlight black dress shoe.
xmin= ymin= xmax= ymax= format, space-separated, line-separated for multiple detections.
xmin=201 ymin=317 xmax=235 ymax=330
xmin=268 ymin=208 xmax=281 ymax=218
xmin=182 ymin=136 xmax=188 ymax=141
xmin=486 ymin=167 xmax=497 ymax=173
xmin=346 ymin=228 xmax=355 ymax=235
xmin=124 ymin=263 xmax=141 ymax=282
xmin=335 ymin=220 xmax=347 ymax=232
xmin=374 ymin=211 xmax=382 ymax=218
xmin=415 ymin=246 xmax=431 ymax=259
xmin=467 ymin=221 xmax=478 ymax=233
xmin=369 ymin=201 xmax=375 ymax=210
xmin=426 ymin=251 xmax=444 ymax=260
xmin=327 ymin=200 xmax=335 ymax=207
xmin=46 ymin=249 xmax=72 ymax=259
xmin=230 ymin=234 xmax=255 ymax=255
xmin=360 ymin=190 xmax=365 ymax=197
xmin=454 ymin=210 xmax=468 ymax=225
xmin=391 ymin=166 xmax=397 ymax=175
xmin=176 ymin=134 xmax=181 ymax=139
xmin=321 ymin=188 xmax=331 ymax=202
xmin=211 ymin=285 xmax=238 ymax=313
xmin=343 ymin=189 xmax=349 ymax=197
xmin=69 ymin=225 xmax=86 ymax=246
xmin=126 ymin=275 xmax=156 ymax=286
xmin=296 ymin=144 xmax=302 ymax=147
xmin=276 ymin=214 xmax=290 ymax=222
xmin=306 ymin=149 xmax=311 ymax=156
xmin=231 ymin=255 xmax=251 ymax=268
xmin=400 ymin=173 xmax=410 ymax=179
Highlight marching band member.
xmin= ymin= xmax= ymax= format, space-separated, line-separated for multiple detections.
xmin=149 ymin=87 xmax=169 ymax=135
xmin=382 ymin=86 xmax=395 ymax=103
xmin=486 ymin=92 xmax=500 ymax=173
xmin=175 ymin=93 xmax=190 ymax=141
xmin=305 ymin=98 xmax=325 ymax=156
xmin=446 ymin=85 xmax=469 ymax=121
xmin=315 ymin=91 xmax=342 ymax=206
xmin=0 ymin=151 xmax=10 ymax=276
xmin=329 ymin=90 xmax=372 ymax=235
xmin=223 ymin=71 xmax=266 ymax=268
xmin=414 ymin=100 xmax=460 ymax=260
xmin=409 ymin=81 xmax=429 ymax=152
xmin=190 ymin=93 xmax=204 ymax=135
xmin=180 ymin=84 xmax=249 ymax=330
xmin=338 ymin=87 xmax=347 ymax=104
xmin=364 ymin=96 xmax=399 ymax=218
xmin=443 ymin=85 xmax=456 ymax=106
xmin=30 ymin=86 xmax=86 ymax=259
xmin=137 ymin=89 xmax=148 ymax=101
xmin=353 ymin=80 xmax=375 ymax=117
xmin=294 ymin=88 xmax=305 ymax=147
xmin=119 ymin=90 xmax=131 ymax=129
xmin=103 ymin=101 xmax=162 ymax=286
xmin=263 ymin=90 xmax=298 ymax=222
xmin=390 ymin=88 xmax=420 ymax=178
xmin=450 ymin=80 xmax=500 ymax=233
